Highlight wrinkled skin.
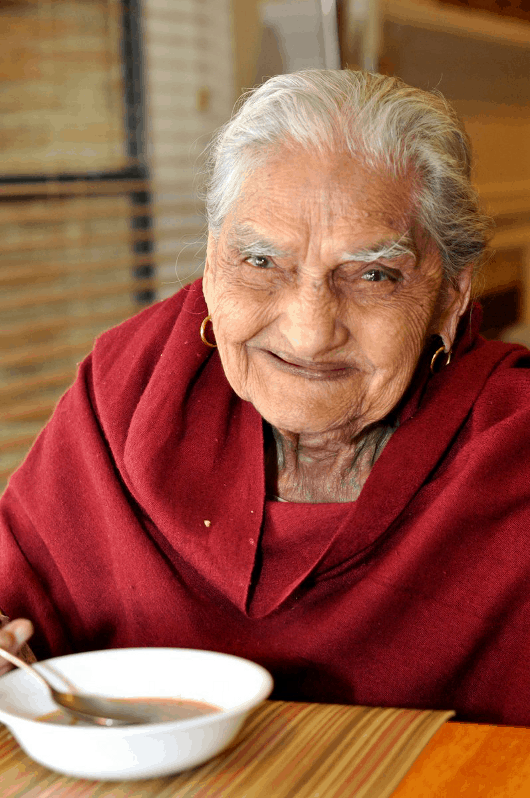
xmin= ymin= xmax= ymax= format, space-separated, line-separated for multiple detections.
xmin=203 ymin=149 xmax=473 ymax=502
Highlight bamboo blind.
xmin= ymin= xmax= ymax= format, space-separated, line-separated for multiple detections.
xmin=1 ymin=0 xmax=128 ymax=175
xmin=0 ymin=0 xmax=145 ymax=490
xmin=0 ymin=180 xmax=159 ymax=489
xmin=1 ymin=0 xmax=236 ymax=492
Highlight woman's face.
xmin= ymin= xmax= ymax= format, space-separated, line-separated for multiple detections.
xmin=203 ymin=150 xmax=471 ymax=437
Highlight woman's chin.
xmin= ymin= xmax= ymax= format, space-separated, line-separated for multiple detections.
xmin=250 ymin=387 xmax=396 ymax=437
xmin=257 ymin=403 xmax=359 ymax=438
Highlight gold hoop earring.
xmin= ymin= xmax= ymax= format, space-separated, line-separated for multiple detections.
xmin=200 ymin=315 xmax=217 ymax=348
xmin=430 ymin=345 xmax=452 ymax=375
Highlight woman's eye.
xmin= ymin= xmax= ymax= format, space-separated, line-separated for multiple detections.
xmin=246 ymin=254 xmax=273 ymax=269
xmin=360 ymin=268 xmax=397 ymax=283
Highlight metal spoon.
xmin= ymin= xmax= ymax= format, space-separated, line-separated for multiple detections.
xmin=0 ymin=646 xmax=154 ymax=726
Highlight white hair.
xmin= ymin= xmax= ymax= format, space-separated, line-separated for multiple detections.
xmin=204 ymin=69 xmax=492 ymax=283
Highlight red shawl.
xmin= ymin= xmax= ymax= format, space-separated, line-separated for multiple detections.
xmin=2 ymin=279 xmax=530 ymax=725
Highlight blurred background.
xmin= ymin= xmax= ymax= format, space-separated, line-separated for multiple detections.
xmin=1 ymin=0 xmax=530 ymax=490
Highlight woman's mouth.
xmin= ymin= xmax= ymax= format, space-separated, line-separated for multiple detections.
xmin=258 ymin=349 xmax=353 ymax=380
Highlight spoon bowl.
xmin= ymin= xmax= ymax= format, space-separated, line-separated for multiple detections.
xmin=0 ymin=645 xmax=151 ymax=726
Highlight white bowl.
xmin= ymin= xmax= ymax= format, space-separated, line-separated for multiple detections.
xmin=0 ymin=647 xmax=273 ymax=780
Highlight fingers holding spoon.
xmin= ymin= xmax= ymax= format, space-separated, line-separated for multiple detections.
xmin=0 ymin=618 xmax=35 ymax=675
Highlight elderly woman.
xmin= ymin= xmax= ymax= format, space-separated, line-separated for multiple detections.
xmin=2 ymin=69 xmax=530 ymax=726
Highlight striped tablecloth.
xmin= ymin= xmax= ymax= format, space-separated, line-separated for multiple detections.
xmin=0 ymin=700 xmax=454 ymax=797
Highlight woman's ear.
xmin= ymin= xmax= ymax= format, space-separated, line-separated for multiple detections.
xmin=202 ymin=233 xmax=217 ymax=308
xmin=438 ymin=263 xmax=474 ymax=350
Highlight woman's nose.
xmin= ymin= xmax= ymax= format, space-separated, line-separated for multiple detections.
xmin=277 ymin=284 xmax=348 ymax=358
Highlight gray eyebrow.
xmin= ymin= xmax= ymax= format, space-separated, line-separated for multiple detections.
xmin=230 ymin=224 xmax=292 ymax=259
xmin=230 ymin=225 xmax=416 ymax=263
xmin=342 ymin=235 xmax=416 ymax=263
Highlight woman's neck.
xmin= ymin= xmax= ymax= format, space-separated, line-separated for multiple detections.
xmin=264 ymin=420 xmax=396 ymax=503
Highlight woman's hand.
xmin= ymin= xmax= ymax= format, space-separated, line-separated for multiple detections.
xmin=0 ymin=617 xmax=35 ymax=675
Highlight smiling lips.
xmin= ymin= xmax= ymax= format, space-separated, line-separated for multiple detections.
xmin=261 ymin=349 xmax=353 ymax=379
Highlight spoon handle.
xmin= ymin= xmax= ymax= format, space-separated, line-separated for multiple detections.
xmin=0 ymin=645 xmax=51 ymax=695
